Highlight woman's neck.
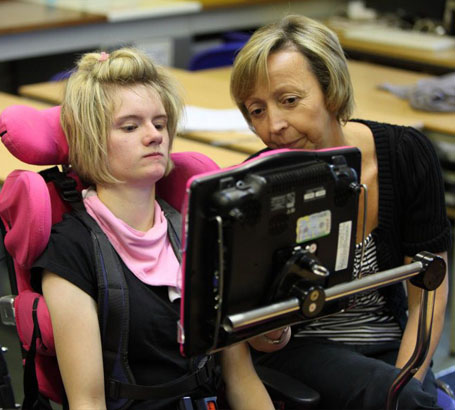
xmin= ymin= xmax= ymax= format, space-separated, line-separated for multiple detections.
xmin=96 ymin=183 xmax=156 ymax=232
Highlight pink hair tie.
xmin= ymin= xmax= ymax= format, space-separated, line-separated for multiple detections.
xmin=98 ymin=52 xmax=109 ymax=62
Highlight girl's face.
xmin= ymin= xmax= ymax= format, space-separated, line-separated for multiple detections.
xmin=244 ymin=50 xmax=340 ymax=150
xmin=107 ymin=84 xmax=170 ymax=187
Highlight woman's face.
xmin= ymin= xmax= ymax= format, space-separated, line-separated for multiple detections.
xmin=244 ymin=50 xmax=339 ymax=150
xmin=107 ymin=84 xmax=170 ymax=186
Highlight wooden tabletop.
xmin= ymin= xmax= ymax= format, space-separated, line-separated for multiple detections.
xmin=187 ymin=62 xmax=455 ymax=136
xmin=0 ymin=0 xmax=106 ymax=35
xmin=18 ymin=62 xmax=455 ymax=155
xmin=0 ymin=91 xmax=248 ymax=183
xmin=198 ymin=0 xmax=307 ymax=9
xmin=327 ymin=18 xmax=455 ymax=72
xmin=347 ymin=60 xmax=455 ymax=135
xmin=17 ymin=67 xmax=268 ymax=154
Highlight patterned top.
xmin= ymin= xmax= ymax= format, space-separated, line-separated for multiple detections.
xmin=294 ymin=233 xmax=402 ymax=344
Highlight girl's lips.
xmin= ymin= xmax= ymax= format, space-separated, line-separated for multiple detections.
xmin=143 ymin=152 xmax=163 ymax=158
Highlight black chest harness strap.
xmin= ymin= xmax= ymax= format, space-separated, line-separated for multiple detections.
xmin=73 ymin=198 xmax=215 ymax=409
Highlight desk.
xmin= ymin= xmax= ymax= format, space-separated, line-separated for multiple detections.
xmin=20 ymin=63 xmax=455 ymax=219
xmin=0 ymin=0 xmax=338 ymax=62
xmin=0 ymin=0 xmax=106 ymax=35
xmin=326 ymin=18 xmax=455 ymax=73
xmin=18 ymin=61 xmax=455 ymax=147
xmin=0 ymin=92 xmax=248 ymax=183
xmin=18 ymin=67 xmax=268 ymax=154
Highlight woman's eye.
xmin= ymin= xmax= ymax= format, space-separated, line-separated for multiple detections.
xmin=283 ymin=96 xmax=298 ymax=105
xmin=249 ymin=107 xmax=264 ymax=117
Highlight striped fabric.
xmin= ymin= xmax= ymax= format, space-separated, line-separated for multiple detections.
xmin=294 ymin=234 xmax=403 ymax=344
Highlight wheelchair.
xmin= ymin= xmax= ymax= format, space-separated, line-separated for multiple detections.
xmin=0 ymin=104 xmax=453 ymax=410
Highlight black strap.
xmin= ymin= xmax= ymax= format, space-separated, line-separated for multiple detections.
xmin=157 ymin=197 xmax=182 ymax=263
xmin=0 ymin=345 xmax=16 ymax=409
xmin=74 ymin=211 xmax=134 ymax=410
xmin=22 ymin=298 xmax=52 ymax=410
xmin=39 ymin=167 xmax=216 ymax=404
xmin=73 ymin=213 xmax=134 ymax=370
xmin=74 ymin=208 xmax=214 ymax=403
xmin=39 ymin=167 xmax=81 ymax=204
xmin=107 ymin=355 xmax=215 ymax=401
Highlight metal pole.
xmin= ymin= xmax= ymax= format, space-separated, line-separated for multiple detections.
xmin=225 ymin=262 xmax=424 ymax=331
xmin=386 ymin=290 xmax=435 ymax=410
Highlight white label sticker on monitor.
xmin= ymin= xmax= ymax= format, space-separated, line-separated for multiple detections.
xmin=271 ymin=192 xmax=296 ymax=214
xmin=335 ymin=221 xmax=352 ymax=271
xmin=296 ymin=210 xmax=331 ymax=243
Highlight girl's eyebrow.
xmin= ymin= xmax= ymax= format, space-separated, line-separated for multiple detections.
xmin=153 ymin=114 xmax=168 ymax=122
xmin=115 ymin=114 xmax=141 ymax=123
xmin=115 ymin=113 xmax=168 ymax=123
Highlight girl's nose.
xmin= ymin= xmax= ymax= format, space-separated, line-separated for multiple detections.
xmin=143 ymin=122 xmax=163 ymax=146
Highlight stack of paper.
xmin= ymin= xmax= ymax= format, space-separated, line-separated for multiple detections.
xmin=22 ymin=0 xmax=201 ymax=22
xmin=179 ymin=106 xmax=253 ymax=134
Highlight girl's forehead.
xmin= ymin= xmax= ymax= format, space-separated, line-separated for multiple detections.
xmin=112 ymin=85 xmax=164 ymax=113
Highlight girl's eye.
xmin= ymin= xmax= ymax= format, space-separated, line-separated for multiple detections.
xmin=154 ymin=121 xmax=167 ymax=131
xmin=122 ymin=124 xmax=137 ymax=132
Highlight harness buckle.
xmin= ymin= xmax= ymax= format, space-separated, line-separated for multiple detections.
xmin=107 ymin=379 xmax=120 ymax=400
xmin=195 ymin=356 xmax=213 ymax=387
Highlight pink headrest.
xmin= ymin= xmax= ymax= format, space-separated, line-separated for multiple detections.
xmin=0 ymin=105 xmax=68 ymax=165
xmin=0 ymin=170 xmax=52 ymax=272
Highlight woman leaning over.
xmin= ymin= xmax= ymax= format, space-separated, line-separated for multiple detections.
xmin=231 ymin=14 xmax=451 ymax=410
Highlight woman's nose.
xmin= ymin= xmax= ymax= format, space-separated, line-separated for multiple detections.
xmin=268 ymin=106 xmax=287 ymax=136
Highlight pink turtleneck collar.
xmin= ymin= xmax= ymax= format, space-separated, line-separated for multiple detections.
xmin=82 ymin=189 xmax=180 ymax=290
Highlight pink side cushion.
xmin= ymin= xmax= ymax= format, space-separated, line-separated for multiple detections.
xmin=0 ymin=105 xmax=68 ymax=165
xmin=14 ymin=291 xmax=55 ymax=356
xmin=0 ymin=170 xmax=51 ymax=273
xmin=157 ymin=151 xmax=220 ymax=211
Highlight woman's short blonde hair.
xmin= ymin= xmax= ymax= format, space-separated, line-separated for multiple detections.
xmin=61 ymin=47 xmax=183 ymax=185
xmin=231 ymin=15 xmax=354 ymax=127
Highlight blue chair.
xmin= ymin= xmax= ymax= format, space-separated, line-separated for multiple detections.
xmin=221 ymin=31 xmax=251 ymax=44
xmin=438 ymin=387 xmax=455 ymax=410
xmin=49 ymin=68 xmax=74 ymax=82
xmin=188 ymin=41 xmax=246 ymax=71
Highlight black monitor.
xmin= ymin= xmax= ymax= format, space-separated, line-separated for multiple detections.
xmin=365 ymin=0 xmax=447 ymax=24
xmin=179 ymin=147 xmax=362 ymax=357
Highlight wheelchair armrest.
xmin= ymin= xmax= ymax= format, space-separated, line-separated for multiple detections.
xmin=255 ymin=364 xmax=320 ymax=409
xmin=0 ymin=296 xmax=16 ymax=326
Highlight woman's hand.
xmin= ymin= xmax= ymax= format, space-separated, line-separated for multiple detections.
xmin=221 ymin=342 xmax=274 ymax=410
xmin=43 ymin=271 xmax=106 ymax=409
xmin=248 ymin=326 xmax=291 ymax=353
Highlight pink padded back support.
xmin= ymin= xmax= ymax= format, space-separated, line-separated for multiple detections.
xmin=0 ymin=105 xmax=68 ymax=165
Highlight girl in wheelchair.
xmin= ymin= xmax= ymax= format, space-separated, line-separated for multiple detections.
xmin=31 ymin=47 xmax=275 ymax=410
